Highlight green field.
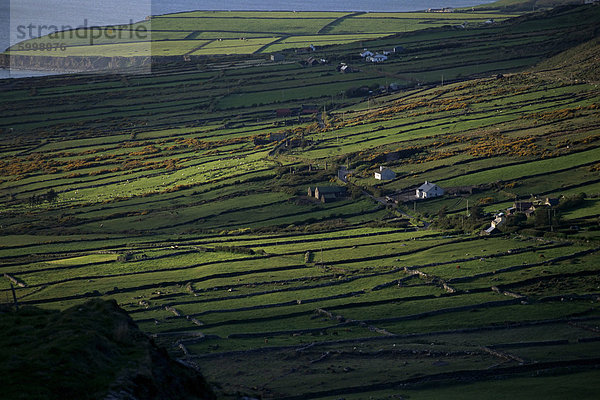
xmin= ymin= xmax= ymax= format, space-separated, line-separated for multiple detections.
xmin=5 ymin=9 xmax=521 ymax=57
xmin=1 ymin=3 xmax=600 ymax=399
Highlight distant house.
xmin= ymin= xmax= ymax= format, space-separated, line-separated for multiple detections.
xmin=491 ymin=214 xmax=506 ymax=228
xmin=306 ymin=57 xmax=320 ymax=66
xmin=374 ymin=166 xmax=395 ymax=181
xmin=360 ymin=50 xmax=374 ymax=58
xmin=276 ymin=108 xmax=292 ymax=117
xmin=393 ymin=46 xmax=405 ymax=53
xmin=338 ymin=63 xmax=358 ymax=73
xmin=513 ymin=201 xmax=533 ymax=213
xmin=481 ymin=226 xmax=499 ymax=236
xmin=367 ymin=54 xmax=388 ymax=63
xmin=270 ymin=53 xmax=285 ymax=62
xmin=427 ymin=7 xmax=454 ymax=13
xmin=301 ymin=104 xmax=319 ymax=114
xmin=482 ymin=213 xmax=506 ymax=236
xmin=308 ymin=186 xmax=347 ymax=203
xmin=416 ymin=181 xmax=444 ymax=199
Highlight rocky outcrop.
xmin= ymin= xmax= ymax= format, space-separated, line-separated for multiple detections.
xmin=0 ymin=299 xmax=215 ymax=400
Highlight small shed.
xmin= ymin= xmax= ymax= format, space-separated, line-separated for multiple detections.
xmin=270 ymin=53 xmax=285 ymax=62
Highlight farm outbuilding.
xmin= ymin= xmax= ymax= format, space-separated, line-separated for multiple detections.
xmin=308 ymin=186 xmax=347 ymax=203
xmin=416 ymin=181 xmax=444 ymax=199
xmin=270 ymin=53 xmax=285 ymax=62
xmin=512 ymin=201 xmax=534 ymax=213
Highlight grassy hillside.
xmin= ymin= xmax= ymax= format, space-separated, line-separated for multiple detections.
xmin=476 ymin=0 xmax=585 ymax=11
xmin=0 ymin=299 xmax=215 ymax=399
xmin=536 ymin=36 xmax=600 ymax=83
xmin=5 ymin=10 xmax=520 ymax=58
xmin=1 ymin=4 xmax=600 ymax=399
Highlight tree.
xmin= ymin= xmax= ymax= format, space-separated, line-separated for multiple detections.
xmin=534 ymin=208 xmax=550 ymax=227
xmin=437 ymin=205 xmax=448 ymax=218
xmin=45 ymin=188 xmax=58 ymax=203
xmin=468 ymin=204 xmax=483 ymax=221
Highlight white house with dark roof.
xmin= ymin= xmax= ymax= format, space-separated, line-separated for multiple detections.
xmin=374 ymin=166 xmax=395 ymax=180
xmin=416 ymin=181 xmax=444 ymax=199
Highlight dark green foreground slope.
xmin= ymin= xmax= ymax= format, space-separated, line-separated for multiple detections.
xmin=0 ymin=299 xmax=215 ymax=400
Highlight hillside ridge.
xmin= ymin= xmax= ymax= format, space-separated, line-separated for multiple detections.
xmin=0 ymin=299 xmax=216 ymax=400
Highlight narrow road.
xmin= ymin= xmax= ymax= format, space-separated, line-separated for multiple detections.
xmin=361 ymin=188 xmax=430 ymax=228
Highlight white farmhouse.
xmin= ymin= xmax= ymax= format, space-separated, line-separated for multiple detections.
xmin=374 ymin=166 xmax=395 ymax=180
xmin=416 ymin=181 xmax=444 ymax=199
xmin=360 ymin=50 xmax=374 ymax=58
xmin=367 ymin=54 xmax=388 ymax=63
xmin=491 ymin=214 xmax=506 ymax=228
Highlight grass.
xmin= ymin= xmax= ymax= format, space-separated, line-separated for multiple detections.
xmin=336 ymin=370 xmax=600 ymax=400
xmin=4 ymin=9 xmax=525 ymax=58
xmin=1 ymin=3 xmax=600 ymax=399
xmin=0 ymin=299 xmax=214 ymax=399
